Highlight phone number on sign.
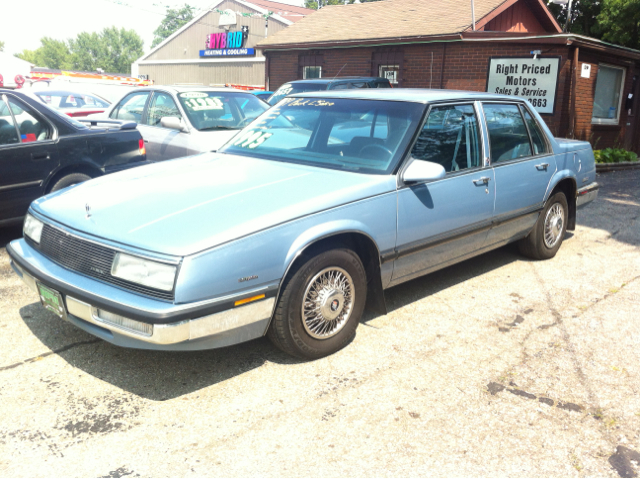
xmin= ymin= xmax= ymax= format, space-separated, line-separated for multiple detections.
xmin=528 ymin=98 xmax=547 ymax=108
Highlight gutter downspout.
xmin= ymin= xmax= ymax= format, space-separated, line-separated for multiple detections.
xmin=569 ymin=46 xmax=579 ymax=138
xmin=440 ymin=43 xmax=447 ymax=89
xmin=265 ymin=52 xmax=270 ymax=91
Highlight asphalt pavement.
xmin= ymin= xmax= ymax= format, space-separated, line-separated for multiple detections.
xmin=0 ymin=169 xmax=638 ymax=477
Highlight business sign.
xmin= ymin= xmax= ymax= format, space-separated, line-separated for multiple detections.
xmin=200 ymin=27 xmax=254 ymax=58
xmin=486 ymin=57 xmax=560 ymax=114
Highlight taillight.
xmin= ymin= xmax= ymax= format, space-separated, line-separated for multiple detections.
xmin=139 ymin=138 xmax=146 ymax=156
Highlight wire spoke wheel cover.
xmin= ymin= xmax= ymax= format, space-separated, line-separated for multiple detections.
xmin=543 ymin=202 xmax=565 ymax=249
xmin=301 ymin=267 xmax=354 ymax=340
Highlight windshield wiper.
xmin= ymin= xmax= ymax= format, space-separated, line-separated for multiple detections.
xmin=199 ymin=125 xmax=239 ymax=131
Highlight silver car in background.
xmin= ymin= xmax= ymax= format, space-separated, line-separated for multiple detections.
xmin=88 ymin=86 xmax=270 ymax=161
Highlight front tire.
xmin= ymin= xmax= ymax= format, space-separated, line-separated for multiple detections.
xmin=49 ymin=173 xmax=92 ymax=193
xmin=518 ymin=192 xmax=569 ymax=260
xmin=267 ymin=248 xmax=367 ymax=360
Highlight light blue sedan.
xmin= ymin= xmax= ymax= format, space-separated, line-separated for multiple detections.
xmin=8 ymin=90 xmax=599 ymax=359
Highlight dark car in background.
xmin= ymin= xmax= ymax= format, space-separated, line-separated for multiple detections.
xmin=0 ymin=89 xmax=147 ymax=226
xmin=267 ymin=77 xmax=391 ymax=105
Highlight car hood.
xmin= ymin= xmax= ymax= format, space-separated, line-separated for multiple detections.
xmin=32 ymin=153 xmax=396 ymax=256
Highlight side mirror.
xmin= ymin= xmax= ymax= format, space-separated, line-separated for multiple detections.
xmin=402 ymin=158 xmax=446 ymax=183
xmin=161 ymin=116 xmax=187 ymax=132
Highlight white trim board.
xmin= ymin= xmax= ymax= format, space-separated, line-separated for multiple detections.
xmin=137 ymin=57 xmax=266 ymax=65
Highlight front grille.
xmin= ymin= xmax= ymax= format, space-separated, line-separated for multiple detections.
xmin=34 ymin=224 xmax=174 ymax=301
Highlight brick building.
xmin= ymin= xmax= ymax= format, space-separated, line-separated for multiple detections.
xmin=258 ymin=0 xmax=640 ymax=152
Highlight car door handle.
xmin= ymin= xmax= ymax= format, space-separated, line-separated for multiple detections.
xmin=536 ymin=163 xmax=549 ymax=170
xmin=31 ymin=152 xmax=50 ymax=161
xmin=473 ymin=177 xmax=490 ymax=186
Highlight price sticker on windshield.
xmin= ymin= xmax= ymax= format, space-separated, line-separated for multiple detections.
xmin=183 ymin=97 xmax=224 ymax=111
xmin=232 ymin=129 xmax=272 ymax=149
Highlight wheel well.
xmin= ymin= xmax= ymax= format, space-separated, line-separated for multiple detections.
xmin=280 ymin=233 xmax=387 ymax=316
xmin=45 ymin=165 xmax=103 ymax=194
xmin=550 ymin=178 xmax=577 ymax=231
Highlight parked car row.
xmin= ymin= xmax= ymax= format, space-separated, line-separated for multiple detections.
xmin=8 ymin=87 xmax=599 ymax=360
xmin=0 ymin=88 xmax=147 ymax=226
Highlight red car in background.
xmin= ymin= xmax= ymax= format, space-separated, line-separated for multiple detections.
xmin=28 ymin=90 xmax=111 ymax=118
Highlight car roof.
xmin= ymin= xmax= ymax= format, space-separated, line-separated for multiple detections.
xmin=138 ymin=86 xmax=245 ymax=94
xmin=288 ymin=88 xmax=528 ymax=104
xmin=283 ymin=77 xmax=388 ymax=85
xmin=32 ymin=90 xmax=103 ymax=97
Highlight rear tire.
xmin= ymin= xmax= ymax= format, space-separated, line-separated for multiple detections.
xmin=518 ymin=192 xmax=569 ymax=260
xmin=49 ymin=173 xmax=91 ymax=193
xmin=267 ymin=248 xmax=367 ymax=360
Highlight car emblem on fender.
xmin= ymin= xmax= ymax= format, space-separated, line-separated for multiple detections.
xmin=85 ymin=203 xmax=91 ymax=219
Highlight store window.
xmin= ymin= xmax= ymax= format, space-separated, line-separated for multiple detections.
xmin=303 ymin=66 xmax=322 ymax=79
xmin=592 ymin=64 xmax=626 ymax=124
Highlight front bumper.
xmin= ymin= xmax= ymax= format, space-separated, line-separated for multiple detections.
xmin=577 ymin=182 xmax=599 ymax=208
xmin=8 ymin=239 xmax=276 ymax=351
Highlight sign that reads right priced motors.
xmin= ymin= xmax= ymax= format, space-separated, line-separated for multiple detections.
xmin=486 ymin=58 xmax=560 ymax=114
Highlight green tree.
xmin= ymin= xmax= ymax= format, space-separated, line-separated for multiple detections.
xmin=0 ymin=41 xmax=4 ymax=52
xmin=15 ymin=49 xmax=44 ymax=65
xmin=86 ymin=27 xmax=143 ymax=74
xmin=152 ymin=4 xmax=195 ymax=48
xmin=18 ymin=37 xmax=73 ymax=69
xmin=304 ymin=0 xmax=382 ymax=9
xmin=596 ymin=0 xmax=640 ymax=49
xmin=547 ymin=0 xmax=601 ymax=35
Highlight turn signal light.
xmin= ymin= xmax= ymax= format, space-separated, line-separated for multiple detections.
xmin=234 ymin=294 xmax=265 ymax=307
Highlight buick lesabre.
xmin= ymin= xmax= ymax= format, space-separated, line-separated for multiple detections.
xmin=8 ymin=90 xmax=599 ymax=359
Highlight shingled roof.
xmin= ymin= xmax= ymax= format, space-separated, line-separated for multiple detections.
xmin=258 ymin=0 xmax=560 ymax=49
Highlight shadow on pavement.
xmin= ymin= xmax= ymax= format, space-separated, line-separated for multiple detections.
xmin=0 ymin=225 xmax=23 ymax=249
xmin=578 ymin=170 xmax=640 ymax=247
xmin=19 ymin=302 xmax=303 ymax=401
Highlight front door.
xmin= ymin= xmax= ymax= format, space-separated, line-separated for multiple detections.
xmin=0 ymin=94 xmax=59 ymax=222
xmin=140 ymin=91 xmax=188 ymax=161
xmin=392 ymin=103 xmax=495 ymax=285
xmin=481 ymin=103 xmax=557 ymax=247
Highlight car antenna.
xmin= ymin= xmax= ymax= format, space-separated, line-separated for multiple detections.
xmin=330 ymin=64 xmax=348 ymax=85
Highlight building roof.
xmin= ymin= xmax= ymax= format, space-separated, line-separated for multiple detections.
xmin=247 ymin=0 xmax=313 ymax=23
xmin=258 ymin=0 xmax=560 ymax=49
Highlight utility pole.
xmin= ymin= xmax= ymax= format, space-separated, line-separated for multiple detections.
xmin=563 ymin=0 xmax=574 ymax=32
xmin=471 ymin=0 xmax=476 ymax=31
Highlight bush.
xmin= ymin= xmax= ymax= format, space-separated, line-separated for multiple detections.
xmin=594 ymin=148 xmax=639 ymax=164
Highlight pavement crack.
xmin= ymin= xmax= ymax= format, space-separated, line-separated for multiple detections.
xmin=0 ymin=339 xmax=101 ymax=372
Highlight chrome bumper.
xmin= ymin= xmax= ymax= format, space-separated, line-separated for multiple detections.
xmin=11 ymin=260 xmax=274 ymax=350
xmin=577 ymin=182 xmax=599 ymax=208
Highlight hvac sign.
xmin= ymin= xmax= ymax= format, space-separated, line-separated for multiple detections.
xmin=486 ymin=57 xmax=560 ymax=114
xmin=200 ymin=26 xmax=254 ymax=57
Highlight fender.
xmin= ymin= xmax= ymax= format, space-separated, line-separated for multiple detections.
xmin=544 ymin=169 xmax=577 ymax=202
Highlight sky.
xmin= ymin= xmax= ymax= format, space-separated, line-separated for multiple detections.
xmin=1 ymin=0 xmax=306 ymax=57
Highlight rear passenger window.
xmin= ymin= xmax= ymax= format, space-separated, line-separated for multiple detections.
xmin=483 ymin=103 xmax=532 ymax=162
xmin=0 ymin=98 xmax=19 ymax=146
xmin=522 ymin=108 xmax=547 ymax=155
xmin=7 ymin=97 xmax=52 ymax=142
xmin=411 ymin=104 xmax=481 ymax=173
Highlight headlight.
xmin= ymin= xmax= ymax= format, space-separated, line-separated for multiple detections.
xmin=111 ymin=253 xmax=177 ymax=292
xmin=24 ymin=214 xmax=44 ymax=244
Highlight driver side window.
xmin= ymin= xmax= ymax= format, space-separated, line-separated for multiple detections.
xmin=411 ymin=104 xmax=481 ymax=173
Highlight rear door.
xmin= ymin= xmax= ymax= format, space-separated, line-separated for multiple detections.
xmin=141 ymin=91 xmax=188 ymax=161
xmin=392 ymin=102 xmax=495 ymax=285
xmin=0 ymin=94 xmax=59 ymax=222
xmin=482 ymin=102 xmax=557 ymax=246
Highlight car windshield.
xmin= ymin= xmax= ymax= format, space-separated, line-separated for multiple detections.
xmin=219 ymin=97 xmax=425 ymax=175
xmin=268 ymin=83 xmax=327 ymax=105
xmin=35 ymin=92 xmax=110 ymax=110
xmin=177 ymin=91 xmax=269 ymax=132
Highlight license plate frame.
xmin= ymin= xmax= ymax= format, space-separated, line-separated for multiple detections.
xmin=36 ymin=283 xmax=67 ymax=320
